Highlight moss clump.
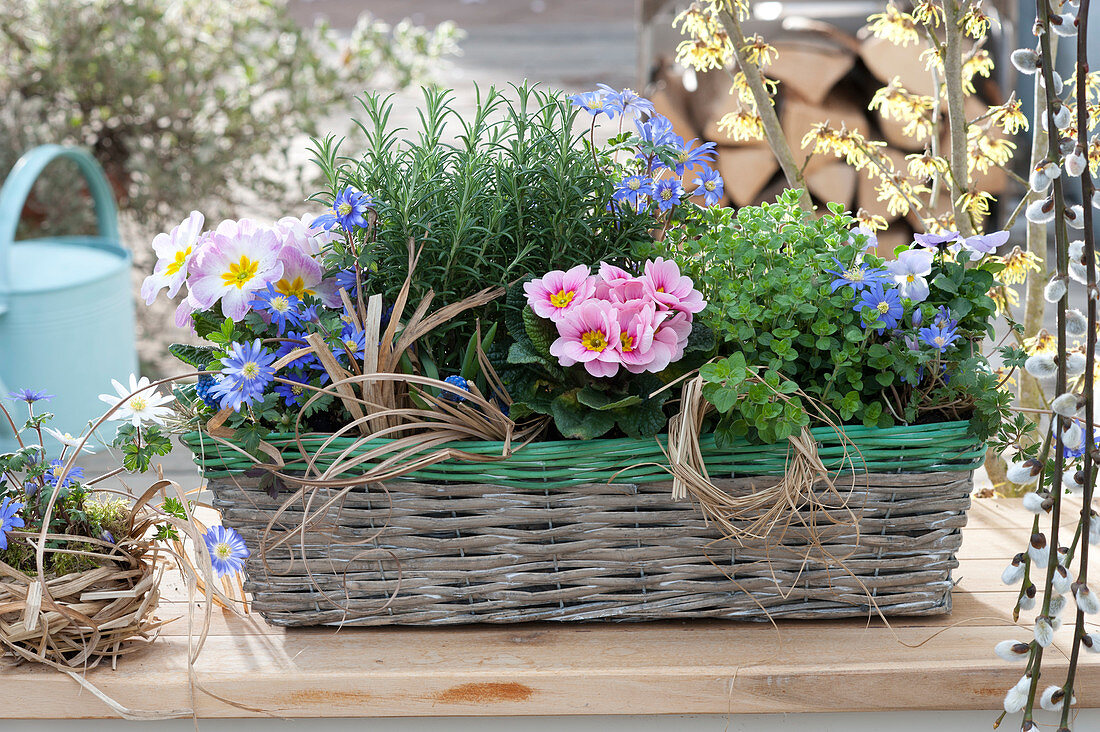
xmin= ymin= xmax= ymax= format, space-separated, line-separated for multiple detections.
xmin=86 ymin=498 xmax=129 ymax=541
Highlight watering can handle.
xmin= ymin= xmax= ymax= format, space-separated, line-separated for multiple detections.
xmin=0 ymin=145 xmax=120 ymax=313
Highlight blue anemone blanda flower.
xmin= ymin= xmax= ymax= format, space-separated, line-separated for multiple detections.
xmin=652 ymin=177 xmax=685 ymax=212
xmin=856 ymin=284 xmax=904 ymax=330
xmin=203 ymin=525 xmax=250 ymax=577
xmin=918 ymin=322 xmax=962 ymax=353
xmin=0 ymin=497 xmax=25 ymax=550
xmin=274 ymin=370 xmax=313 ymax=408
xmin=597 ymin=84 xmax=655 ymax=120
xmin=314 ymin=186 xmax=373 ymax=231
xmin=824 ymin=257 xmax=892 ymax=294
xmin=211 ymin=340 xmax=276 ymax=411
xmin=692 ymin=167 xmax=725 ymax=207
xmin=251 ymin=284 xmax=301 ymax=335
xmin=45 ymin=459 xmax=85 ymax=489
xmin=665 ymin=138 xmax=717 ymax=176
xmin=613 ymin=175 xmax=655 ymax=210
xmin=6 ymin=388 xmax=53 ymax=404
xmin=568 ymin=90 xmax=617 ymax=119
xmin=635 ymin=115 xmax=677 ymax=147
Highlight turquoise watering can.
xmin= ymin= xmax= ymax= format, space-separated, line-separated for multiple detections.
xmin=0 ymin=145 xmax=137 ymax=450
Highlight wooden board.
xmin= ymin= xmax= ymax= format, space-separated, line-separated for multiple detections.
xmin=4 ymin=497 xmax=1099 ymax=719
xmin=860 ymin=35 xmax=937 ymax=98
xmin=807 ymin=161 xmax=858 ymax=207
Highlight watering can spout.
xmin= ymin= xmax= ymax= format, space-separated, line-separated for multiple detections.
xmin=0 ymin=145 xmax=137 ymax=450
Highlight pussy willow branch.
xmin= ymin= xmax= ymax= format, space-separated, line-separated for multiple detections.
xmin=1061 ymin=1 xmax=1095 ymax=726
xmin=1024 ymin=0 xmax=1073 ymax=725
xmin=715 ymin=8 xmax=812 ymax=211
xmin=1022 ymin=32 xmax=1057 ymax=431
xmin=942 ymin=0 xmax=975 ymax=236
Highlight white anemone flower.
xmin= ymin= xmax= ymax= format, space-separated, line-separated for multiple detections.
xmin=43 ymin=427 xmax=96 ymax=454
xmin=98 ymin=374 xmax=174 ymax=428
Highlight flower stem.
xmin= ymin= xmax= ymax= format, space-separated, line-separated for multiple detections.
xmin=715 ymin=8 xmax=811 ymax=211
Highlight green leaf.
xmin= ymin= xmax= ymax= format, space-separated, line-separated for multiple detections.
xmin=576 ymin=386 xmax=643 ymax=411
xmin=169 ymin=343 xmax=220 ymax=369
xmin=549 ymin=392 xmax=615 ymax=440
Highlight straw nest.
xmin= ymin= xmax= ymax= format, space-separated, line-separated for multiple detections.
xmin=0 ymin=507 xmax=166 ymax=670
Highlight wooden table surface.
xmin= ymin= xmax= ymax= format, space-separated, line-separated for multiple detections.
xmin=4 ymin=497 xmax=1098 ymax=719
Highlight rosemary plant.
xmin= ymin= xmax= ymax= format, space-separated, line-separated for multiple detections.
xmin=310 ymin=84 xmax=654 ymax=373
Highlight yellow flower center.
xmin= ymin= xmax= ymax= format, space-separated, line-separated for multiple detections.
xmin=876 ymin=301 xmax=891 ymax=314
xmin=214 ymin=542 xmax=232 ymax=560
xmin=276 ymin=277 xmax=313 ymax=299
xmin=550 ymin=289 xmax=575 ymax=308
xmin=164 ymin=247 xmax=191 ymax=276
xmin=221 ymin=256 xmax=260 ymax=288
xmin=292 ymin=385 xmax=304 ymax=395
xmin=656 ymin=286 xmax=665 ymax=293
xmin=581 ymin=330 xmax=608 ymax=352
xmin=906 ymin=274 xmax=916 ymax=283
xmin=620 ymin=332 xmax=635 ymax=352
xmin=704 ymin=181 xmax=716 ymax=191
xmin=627 ymin=178 xmax=641 ymax=191
xmin=845 ymin=267 xmax=865 ymax=282
xmin=344 ymin=339 xmax=359 ymax=351
xmin=270 ymin=295 xmax=291 ymax=313
xmin=934 ymin=336 xmax=946 ymax=347
xmin=660 ymin=188 xmax=673 ymax=201
xmin=337 ymin=202 xmax=353 ymax=216
xmin=241 ymin=361 xmax=260 ymax=379
xmin=129 ymin=396 xmax=147 ymax=411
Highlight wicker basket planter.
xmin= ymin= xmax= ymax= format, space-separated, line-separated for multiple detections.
xmin=182 ymin=421 xmax=983 ymax=627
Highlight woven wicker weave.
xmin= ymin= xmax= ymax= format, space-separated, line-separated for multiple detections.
xmin=208 ymin=469 xmax=973 ymax=626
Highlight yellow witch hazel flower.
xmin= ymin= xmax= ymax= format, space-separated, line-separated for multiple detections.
xmin=673 ymin=6 xmax=733 ymax=71
xmin=989 ymin=97 xmax=1029 ymax=136
xmin=912 ymin=0 xmax=944 ymax=27
xmin=962 ymin=50 xmax=995 ymax=95
xmin=718 ymin=110 xmax=765 ymax=141
xmin=869 ymin=77 xmax=936 ymax=141
xmin=1025 ymin=329 xmax=1056 ymax=356
xmin=854 ymin=208 xmax=889 ymax=232
xmin=999 ymin=246 xmax=1042 ymax=286
xmin=867 ymin=3 xmax=920 ymax=46
xmin=990 ymin=285 xmax=1019 ymax=315
xmin=741 ymin=35 xmax=778 ymax=67
xmin=962 ymin=0 xmax=993 ymax=39
xmin=957 ymin=190 xmax=994 ymax=221
xmin=906 ymin=152 xmax=947 ymax=181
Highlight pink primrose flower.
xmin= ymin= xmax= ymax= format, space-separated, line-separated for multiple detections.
xmin=524 ymin=264 xmax=596 ymax=322
xmin=549 ymin=299 xmax=622 ymax=377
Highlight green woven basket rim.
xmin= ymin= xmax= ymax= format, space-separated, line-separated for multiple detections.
xmin=180 ymin=420 xmax=984 ymax=488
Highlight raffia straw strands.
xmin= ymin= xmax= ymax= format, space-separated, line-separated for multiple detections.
xmin=665 ymin=374 xmax=856 ymax=545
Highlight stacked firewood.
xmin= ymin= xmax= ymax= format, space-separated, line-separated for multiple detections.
xmin=648 ymin=29 xmax=1008 ymax=245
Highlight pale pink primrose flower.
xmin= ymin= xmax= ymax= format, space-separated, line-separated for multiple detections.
xmin=273 ymin=245 xmax=342 ymax=307
xmin=187 ymin=225 xmax=284 ymax=320
xmin=549 ymin=299 xmax=622 ymax=377
xmin=524 ymin=265 xmax=596 ymax=322
xmin=616 ymin=300 xmax=666 ymax=374
xmin=141 ymin=210 xmax=205 ymax=305
xmin=641 ymin=257 xmax=706 ymax=316
xmin=274 ymin=214 xmax=340 ymax=256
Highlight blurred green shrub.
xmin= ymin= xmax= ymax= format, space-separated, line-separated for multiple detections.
xmin=0 ymin=0 xmax=462 ymax=234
